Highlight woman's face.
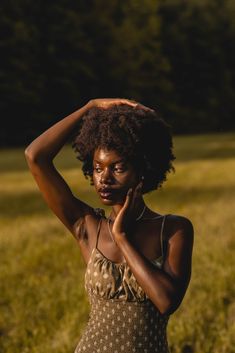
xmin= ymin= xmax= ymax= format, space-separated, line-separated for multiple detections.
xmin=93 ymin=148 xmax=139 ymax=206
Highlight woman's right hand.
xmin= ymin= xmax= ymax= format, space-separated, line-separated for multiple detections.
xmin=88 ymin=98 xmax=154 ymax=112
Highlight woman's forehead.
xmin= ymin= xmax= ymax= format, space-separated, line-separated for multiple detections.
xmin=93 ymin=148 xmax=125 ymax=163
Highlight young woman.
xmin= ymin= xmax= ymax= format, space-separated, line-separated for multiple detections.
xmin=25 ymin=98 xmax=194 ymax=353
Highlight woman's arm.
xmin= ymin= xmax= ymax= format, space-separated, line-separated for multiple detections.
xmin=112 ymin=187 xmax=194 ymax=315
xmin=24 ymin=101 xmax=95 ymax=237
xmin=25 ymin=98 xmax=147 ymax=239
xmin=115 ymin=215 xmax=194 ymax=315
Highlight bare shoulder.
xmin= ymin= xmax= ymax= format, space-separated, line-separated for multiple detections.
xmin=73 ymin=206 xmax=104 ymax=245
xmin=166 ymin=214 xmax=194 ymax=241
xmin=163 ymin=214 xmax=194 ymax=283
xmin=72 ymin=205 xmax=94 ymax=235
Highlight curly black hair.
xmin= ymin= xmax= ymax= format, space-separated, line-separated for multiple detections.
xmin=72 ymin=104 xmax=176 ymax=194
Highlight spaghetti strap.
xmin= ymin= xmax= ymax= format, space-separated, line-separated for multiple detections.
xmin=160 ymin=214 xmax=170 ymax=261
xmin=160 ymin=215 xmax=166 ymax=258
xmin=95 ymin=217 xmax=103 ymax=249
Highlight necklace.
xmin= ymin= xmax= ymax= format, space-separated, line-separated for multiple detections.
xmin=108 ymin=204 xmax=147 ymax=223
xmin=135 ymin=205 xmax=147 ymax=221
xmin=141 ymin=215 xmax=164 ymax=220
xmin=107 ymin=205 xmax=147 ymax=243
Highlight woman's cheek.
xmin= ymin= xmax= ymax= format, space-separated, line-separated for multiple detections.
xmin=92 ymin=173 xmax=99 ymax=188
xmin=122 ymin=174 xmax=139 ymax=188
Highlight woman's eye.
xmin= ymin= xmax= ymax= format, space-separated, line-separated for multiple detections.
xmin=94 ymin=167 xmax=102 ymax=173
xmin=114 ymin=167 xmax=125 ymax=173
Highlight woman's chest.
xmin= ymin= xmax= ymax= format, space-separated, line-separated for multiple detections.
xmin=94 ymin=222 xmax=164 ymax=265
xmin=84 ymin=247 xmax=163 ymax=301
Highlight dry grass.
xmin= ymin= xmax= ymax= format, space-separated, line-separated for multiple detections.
xmin=0 ymin=132 xmax=235 ymax=353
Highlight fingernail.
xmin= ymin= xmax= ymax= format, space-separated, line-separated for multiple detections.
xmin=127 ymin=188 xmax=133 ymax=196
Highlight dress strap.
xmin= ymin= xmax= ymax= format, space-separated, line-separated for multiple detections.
xmin=95 ymin=217 xmax=103 ymax=249
xmin=160 ymin=214 xmax=169 ymax=261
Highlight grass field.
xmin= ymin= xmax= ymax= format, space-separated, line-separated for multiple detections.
xmin=1 ymin=132 xmax=235 ymax=353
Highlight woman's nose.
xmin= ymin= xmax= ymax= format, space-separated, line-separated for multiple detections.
xmin=100 ymin=168 xmax=113 ymax=185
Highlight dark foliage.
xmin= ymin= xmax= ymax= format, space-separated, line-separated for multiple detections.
xmin=1 ymin=0 xmax=235 ymax=146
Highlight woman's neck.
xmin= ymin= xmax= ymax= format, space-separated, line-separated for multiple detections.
xmin=109 ymin=197 xmax=146 ymax=220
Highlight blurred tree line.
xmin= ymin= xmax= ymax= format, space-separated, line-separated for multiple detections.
xmin=1 ymin=0 xmax=235 ymax=146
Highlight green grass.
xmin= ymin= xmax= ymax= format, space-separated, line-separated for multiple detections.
xmin=1 ymin=132 xmax=235 ymax=353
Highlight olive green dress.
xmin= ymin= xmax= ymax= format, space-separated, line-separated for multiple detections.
xmin=74 ymin=213 xmax=170 ymax=353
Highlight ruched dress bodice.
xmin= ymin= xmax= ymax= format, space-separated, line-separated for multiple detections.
xmin=74 ymin=213 xmax=170 ymax=353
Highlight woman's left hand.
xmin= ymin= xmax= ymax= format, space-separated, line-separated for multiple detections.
xmin=112 ymin=182 xmax=143 ymax=243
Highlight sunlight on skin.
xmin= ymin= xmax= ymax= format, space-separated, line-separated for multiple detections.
xmin=1 ymin=133 xmax=235 ymax=353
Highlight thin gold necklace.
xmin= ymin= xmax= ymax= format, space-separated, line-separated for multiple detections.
xmin=136 ymin=205 xmax=147 ymax=221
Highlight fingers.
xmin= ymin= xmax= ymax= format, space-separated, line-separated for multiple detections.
xmin=134 ymin=103 xmax=155 ymax=112
xmin=92 ymin=98 xmax=154 ymax=112
xmin=113 ymin=183 xmax=143 ymax=234
xmin=135 ymin=181 xmax=143 ymax=193
xmin=112 ymin=188 xmax=133 ymax=234
xmin=134 ymin=181 xmax=143 ymax=197
xmin=102 ymin=99 xmax=135 ymax=110
xmin=120 ymin=99 xmax=152 ymax=111
xmin=111 ymin=98 xmax=137 ymax=108
xmin=118 ymin=100 xmax=155 ymax=113
xmin=122 ymin=187 xmax=133 ymax=213
xmin=117 ymin=187 xmax=135 ymax=220
xmin=131 ymin=181 xmax=143 ymax=208
xmin=123 ymin=181 xmax=143 ymax=214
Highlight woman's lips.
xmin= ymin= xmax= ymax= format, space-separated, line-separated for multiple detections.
xmin=99 ymin=188 xmax=116 ymax=199
xmin=99 ymin=191 xmax=114 ymax=199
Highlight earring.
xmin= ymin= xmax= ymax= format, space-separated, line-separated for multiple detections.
xmin=141 ymin=175 xmax=144 ymax=181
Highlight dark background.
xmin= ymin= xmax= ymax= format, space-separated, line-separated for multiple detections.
xmin=1 ymin=0 xmax=235 ymax=146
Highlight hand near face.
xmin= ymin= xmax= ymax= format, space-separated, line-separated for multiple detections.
xmin=112 ymin=181 xmax=143 ymax=242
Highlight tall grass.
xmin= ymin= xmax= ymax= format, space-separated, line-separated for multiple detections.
xmin=0 ymin=132 xmax=235 ymax=353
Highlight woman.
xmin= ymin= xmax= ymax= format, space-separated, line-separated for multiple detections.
xmin=25 ymin=98 xmax=194 ymax=353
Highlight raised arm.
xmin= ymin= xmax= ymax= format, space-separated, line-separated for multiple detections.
xmin=24 ymin=101 xmax=95 ymax=237
xmin=24 ymin=98 xmax=146 ymax=239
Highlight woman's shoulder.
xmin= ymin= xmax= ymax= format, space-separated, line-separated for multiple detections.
xmin=73 ymin=207 xmax=104 ymax=242
xmin=149 ymin=211 xmax=193 ymax=226
xmin=166 ymin=213 xmax=193 ymax=224
xmin=165 ymin=213 xmax=194 ymax=240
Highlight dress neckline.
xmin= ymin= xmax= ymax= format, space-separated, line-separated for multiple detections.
xmin=92 ymin=211 xmax=169 ymax=267
xmin=92 ymin=247 xmax=163 ymax=267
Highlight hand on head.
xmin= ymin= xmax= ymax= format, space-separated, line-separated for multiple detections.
xmin=88 ymin=98 xmax=154 ymax=113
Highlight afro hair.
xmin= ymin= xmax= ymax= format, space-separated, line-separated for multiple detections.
xmin=72 ymin=104 xmax=175 ymax=194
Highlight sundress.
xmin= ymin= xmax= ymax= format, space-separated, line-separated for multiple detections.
xmin=74 ymin=213 xmax=170 ymax=353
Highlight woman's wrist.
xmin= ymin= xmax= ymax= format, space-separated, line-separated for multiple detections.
xmin=114 ymin=232 xmax=128 ymax=246
xmin=82 ymin=100 xmax=93 ymax=112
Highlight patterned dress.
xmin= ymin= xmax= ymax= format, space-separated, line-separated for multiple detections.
xmin=74 ymin=213 xmax=170 ymax=353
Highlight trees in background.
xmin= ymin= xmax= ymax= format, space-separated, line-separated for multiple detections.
xmin=1 ymin=0 xmax=235 ymax=145
xmin=158 ymin=0 xmax=235 ymax=132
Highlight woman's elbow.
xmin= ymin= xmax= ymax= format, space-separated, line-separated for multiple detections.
xmin=161 ymin=302 xmax=180 ymax=316
xmin=24 ymin=146 xmax=50 ymax=166
xmin=156 ymin=295 xmax=182 ymax=316
xmin=24 ymin=147 xmax=40 ymax=167
xmin=25 ymin=145 xmax=34 ymax=160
